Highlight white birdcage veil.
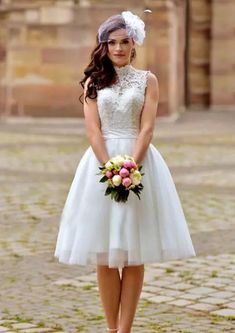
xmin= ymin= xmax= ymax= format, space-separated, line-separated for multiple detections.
xmin=97 ymin=11 xmax=146 ymax=46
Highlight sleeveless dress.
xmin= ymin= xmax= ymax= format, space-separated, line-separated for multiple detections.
xmin=54 ymin=64 xmax=196 ymax=268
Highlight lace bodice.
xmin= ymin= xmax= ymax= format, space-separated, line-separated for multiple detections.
xmin=97 ymin=64 xmax=149 ymax=138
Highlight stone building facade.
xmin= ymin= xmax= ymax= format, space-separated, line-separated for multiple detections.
xmin=0 ymin=0 xmax=234 ymax=117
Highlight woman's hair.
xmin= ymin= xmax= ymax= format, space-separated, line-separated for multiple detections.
xmin=79 ymin=14 xmax=136 ymax=103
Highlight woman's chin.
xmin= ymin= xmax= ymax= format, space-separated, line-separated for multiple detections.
xmin=111 ymin=59 xmax=129 ymax=67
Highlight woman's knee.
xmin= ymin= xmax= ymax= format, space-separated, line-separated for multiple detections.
xmin=97 ymin=264 xmax=119 ymax=273
xmin=122 ymin=264 xmax=144 ymax=272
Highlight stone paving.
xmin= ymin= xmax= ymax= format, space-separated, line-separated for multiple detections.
xmin=0 ymin=111 xmax=235 ymax=332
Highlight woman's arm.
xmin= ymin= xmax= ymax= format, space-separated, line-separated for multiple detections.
xmin=83 ymin=80 xmax=109 ymax=165
xmin=132 ymin=72 xmax=159 ymax=165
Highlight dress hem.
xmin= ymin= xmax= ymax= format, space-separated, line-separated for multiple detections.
xmin=54 ymin=251 xmax=196 ymax=269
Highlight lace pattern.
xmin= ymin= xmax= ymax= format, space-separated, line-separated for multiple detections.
xmin=97 ymin=64 xmax=150 ymax=135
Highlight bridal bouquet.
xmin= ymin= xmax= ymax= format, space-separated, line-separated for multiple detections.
xmin=98 ymin=155 xmax=144 ymax=203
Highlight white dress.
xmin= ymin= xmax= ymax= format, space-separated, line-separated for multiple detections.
xmin=54 ymin=64 xmax=196 ymax=268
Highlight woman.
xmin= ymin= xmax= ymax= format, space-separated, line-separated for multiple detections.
xmin=54 ymin=11 xmax=196 ymax=333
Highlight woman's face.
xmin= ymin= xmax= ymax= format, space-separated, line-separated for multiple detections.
xmin=107 ymin=29 xmax=134 ymax=67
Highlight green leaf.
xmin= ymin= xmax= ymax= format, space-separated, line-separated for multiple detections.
xmin=114 ymin=191 xmax=119 ymax=201
xmin=131 ymin=189 xmax=140 ymax=199
xmin=99 ymin=176 xmax=108 ymax=183
xmin=131 ymin=185 xmax=144 ymax=200
xmin=111 ymin=189 xmax=117 ymax=200
xmin=105 ymin=187 xmax=112 ymax=196
xmin=136 ymin=192 xmax=141 ymax=200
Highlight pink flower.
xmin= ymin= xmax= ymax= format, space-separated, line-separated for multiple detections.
xmin=119 ymin=167 xmax=130 ymax=178
xmin=105 ymin=170 xmax=113 ymax=178
xmin=122 ymin=177 xmax=132 ymax=188
xmin=123 ymin=160 xmax=133 ymax=169
xmin=130 ymin=161 xmax=137 ymax=169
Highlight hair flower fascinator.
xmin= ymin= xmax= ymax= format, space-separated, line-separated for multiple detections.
xmin=121 ymin=11 xmax=145 ymax=46
xmin=98 ymin=10 xmax=151 ymax=46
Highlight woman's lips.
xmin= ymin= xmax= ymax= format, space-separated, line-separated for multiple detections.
xmin=113 ymin=54 xmax=125 ymax=57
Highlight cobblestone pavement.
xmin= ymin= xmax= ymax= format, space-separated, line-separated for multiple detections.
xmin=0 ymin=111 xmax=234 ymax=333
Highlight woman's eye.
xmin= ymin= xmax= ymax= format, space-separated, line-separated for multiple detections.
xmin=122 ymin=40 xmax=129 ymax=44
xmin=108 ymin=40 xmax=115 ymax=45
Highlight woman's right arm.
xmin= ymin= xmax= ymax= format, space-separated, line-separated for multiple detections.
xmin=83 ymin=79 xmax=109 ymax=165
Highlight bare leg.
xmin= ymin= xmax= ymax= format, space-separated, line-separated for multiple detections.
xmin=97 ymin=265 xmax=121 ymax=331
xmin=119 ymin=265 xmax=144 ymax=333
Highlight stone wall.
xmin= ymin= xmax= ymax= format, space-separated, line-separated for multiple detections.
xmin=187 ymin=0 xmax=211 ymax=108
xmin=0 ymin=0 xmax=185 ymax=117
xmin=1 ymin=0 xmax=234 ymax=117
xmin=210 ymin=0 xmax=235 ymax=109
xmin=146 ymin=0 xmax=186 ymax=117
xmin=0 ymin=1 xmax=83 ymax=116
xmin=187 ymin=0 xmax=235 ymax=110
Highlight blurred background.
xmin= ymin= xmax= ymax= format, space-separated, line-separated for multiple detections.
xmin=0 ymin=0 xmax=234 ymax=118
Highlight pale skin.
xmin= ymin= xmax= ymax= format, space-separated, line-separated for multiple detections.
xmin=83 ymin=29 xmax=159 ymax=333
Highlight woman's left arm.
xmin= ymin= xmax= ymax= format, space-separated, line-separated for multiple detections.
xmin=132 ymin=72 xmax=159 ymax=164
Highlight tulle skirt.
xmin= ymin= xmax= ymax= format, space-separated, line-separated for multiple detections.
xmin=54 ymin=130 xmax=196 ymax=268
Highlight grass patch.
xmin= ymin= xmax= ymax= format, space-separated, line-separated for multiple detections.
xmin=36 ymin=320 xmax=46 ymax=327
xmin=165 ymin=267 xmax=175 ymax=273
xmin=147 ymin=322 xmax=165 ymax=332
xmin=82 ymin=284 xmax=94 ymax=291
xmin=57 ymin=314 xmax=70 ymax=319
xmin=52 ymin=323 xmax=63 ymax=330
xmin=29 ymin=215 xmax=40 ymax=221
xmin=210 ymin=270 xmax=218 ymax=278
xmin=73 ymin=307 xmax=87 ymax=317
xmin=43 ymin=299 xmax=50 ymax=305
xmin=141 ymin=299 xmax=155 ymax=306
xmin=210 ymin=314 xmax=235 ymax=322
xmin=5 ymin=276 xmax=17 ymax=283
xmin=89 ymin=315 xmax=104 ymax=321
xmin=58 ymin=283 xmax=76 ymax=289
xmin=75 ymin=324 xmax=86 ymax=331
xmin=179 ymin=271 xmax=193 ymax=280
xmin=1 ymin=322 xmax=14 ymax=329
xmin=11 ymin=253 xmax=23 ymax=259
xmin=4 ymin=314 xmax=33 ymax=323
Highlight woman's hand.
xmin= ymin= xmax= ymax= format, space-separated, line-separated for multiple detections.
xmin=133 ymin=72 xmax=159 ymax=164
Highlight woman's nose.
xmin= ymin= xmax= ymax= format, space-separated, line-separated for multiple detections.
xmin=115 ymin=43 xmax=122 ymax=51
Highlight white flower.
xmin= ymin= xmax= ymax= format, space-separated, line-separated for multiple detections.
xmin=121 ymin=11 xmax=146 ymax=46
xmin=112 ymin=175 xmax=122 ymax=186
xmin=105 ymin=161 xmax=113 ymax=170
xmin=130 ymin=170 xmax=142 ymax=185
xmin=111 ymin=155 xmax=125 ymax=167
xmin=123 ymin=154 xmax=134 ymax=161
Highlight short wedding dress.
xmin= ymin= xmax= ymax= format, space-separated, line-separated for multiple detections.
xmin=54 ymin=64 xmax=196 ymax=268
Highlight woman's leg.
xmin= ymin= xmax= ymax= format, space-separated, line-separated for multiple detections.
xmin=97 ymin=265 xmax=121 ymax=330
xmin=119 ymin=265 xmax=144 ymax=333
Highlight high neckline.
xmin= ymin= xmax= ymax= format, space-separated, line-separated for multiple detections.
xmin=114 ymin=63 xmax=133 ymax=76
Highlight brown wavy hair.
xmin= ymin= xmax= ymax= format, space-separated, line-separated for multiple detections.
xmin=79 ymin=14 xmax=136 ymax=103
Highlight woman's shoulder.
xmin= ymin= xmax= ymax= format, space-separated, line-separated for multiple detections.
xmin=132 ymin=66 xmax=157 ymax=80
xmin=132 ymin=66 xmax=158 ymax=90
xmin=145 ymin=71 xmax=159 ymax=97
xmin=147 ymin=71 xmax=158 ymax=85
xmin=84 ymin=77 xmax=91 ymax=90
